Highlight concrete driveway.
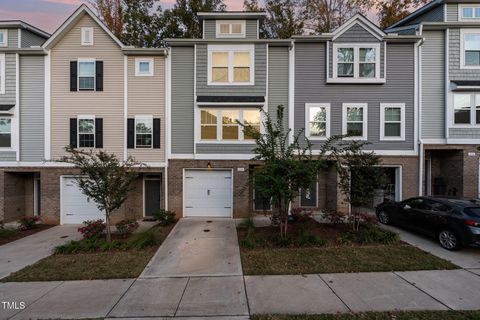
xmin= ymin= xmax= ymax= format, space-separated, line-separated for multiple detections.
xmin=0 ymin=225 xmax=81 ymax=279
xmin=141 ymin=218 xmax=242 ymax=277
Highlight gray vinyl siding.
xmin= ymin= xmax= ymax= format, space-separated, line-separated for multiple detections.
xmin=406 ymin=5 xmax=444 ymax=25
xmin=196 ymin=43 xmax=267 ymax=96
xmin=295 ymin=42 xmax=415 ymax=151
xmin=446 ymin=4 xmax=458 ymax=22
xmin=335 ymin=24 xmax=380 ymax=43
xmin=0 ymin=53 xmax=16 ymax=105
xmin=0 ymin=152 xmax=16 ymax=161
xmin=20 ymin=55 xmax=44 ymax=161
xmin=449 ymin=128 xmax=480 ymax=139
xmin=328 ymin=42 xmax=385 ymax=79
xmin=203 ymin=19 xmax=258 ymax=39
xmin=449 ymin=29 xmax=480 ymax=81
xmin=6 ymin=29 xmax=18 ymax=48
xmin=196 ymin=144 xmax=255 ymax=154
xmin=21 ymin=30 xmax=46 ymax=48
xmin=421 ymin=31 xmax=445 ymax=139
xmin=268 ymin=46 xmax=289 ymax=126
xmin=171 ymin=46 xmax=195 ymax=154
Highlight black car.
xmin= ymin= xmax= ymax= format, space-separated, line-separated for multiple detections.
xmin=376 ymin=196 xmax=480 ymax=251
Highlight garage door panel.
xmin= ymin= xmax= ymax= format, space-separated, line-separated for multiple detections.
xmin=62 ymin=177 xmax=105 ymax=224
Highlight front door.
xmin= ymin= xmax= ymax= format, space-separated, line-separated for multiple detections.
xmin=144 ymin=176 xmax=161 ymax=217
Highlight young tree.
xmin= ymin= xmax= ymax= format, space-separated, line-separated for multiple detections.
xmin=90 ymin=0 xmax=124 ymax=39
xmin=121 ymin=0 xmax=163 ymax=47
xmin=59 ymin=147 xmax=141 ymax=242
xmin=376 ymin=0 xmax=429 ymax=29
xmin=241 ymin=106 xmax=326 ymax=238
xmin=321 ymin=136 xmax=385 ymax=231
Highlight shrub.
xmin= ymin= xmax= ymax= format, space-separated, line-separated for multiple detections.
xmin=17 ymin=216 xmax=40 ymax=231
xmin=340 ymin=223 xmax=400 ymax=245
xmin=128 ymin=228 xmax=158 ymax=249
xmin=241 ymin=227 xmax=257 ymax=249
xmin=290 ymin=208 xmax=313 ymax=223
xmin=322 ymin=210 xmax=345 ymax=225
xmin=78 ymin=220 xmax=106 ymax=240
xmin=153 ymin=209 xmax=176 ymax=226
xmin=115 ymin=219 xmax=139 ymax=236
xmin=0 ymin=227 xmax=17 ymax=239
xmin=298 ymin=229 xmax=327 ymax=247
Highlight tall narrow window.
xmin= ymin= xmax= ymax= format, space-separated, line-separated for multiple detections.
xmin=337 ymin=48 xmax=354 ymax=78
xmin=306 ymin=103 xmax=330 ymax=139
xmin=243 ymin=109 xmax=261 ymax=140
xmin=81 ymin=27 xmax=94 ymax=45
xmin=381 ymin=104 xmax=405 ymax=140
xmin=0 ymin=118 xmax=11 ymax=148
xmin=454 ymin=94 xmax=471 ymax=124
xmin=211 ymin=52 xmax=229 ymax=83
xmin=222 ymin=110 xmax=239 ymax=140
xmin=465 ymin=34 xmax=480 ymax=66
xmin=343 ymin=104 xmax=367 ymax=139
xmin=78 ymin=118 xmax=95 ymax=148
xmin=201 ymin=110 xmax=218 ymax=140
xmin=135 ymin=117 xmax=153 ymax=148
xmin=0 ymin=30 xmax=7 ymax=47
xmin=233 ymin=52 xmax=250 ymax=83
xmin=359 ymin=48 xmax=376 ymax=78
xmin=78 ymin=60 xmax=95 ymax=90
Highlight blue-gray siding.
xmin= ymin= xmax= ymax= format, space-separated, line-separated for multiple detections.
xmin=449 ymin=29 xmax=480 ymax=81
xmin=407 ymin=4 xmax=444 ymax=25
xmin=0 ymin=152 xmax=16 ymax=161
xmin=6 ymin=29 xmax=18 ymax=48
xmin=421 ymin=30 xmax=445 ymax=139
xmin=449 ymin=128 xmax=480 ymax=139
xmin=203 ymin=19 xmax=258 ymax=39
xmin=196 ymin=43 xmax=267 ymax=96
xmin=21 ymin=30 xmax=46 ymax=48
xmin=446 ymin=4 xmax=458 ymax=22
xmin=295 ymin=42 xmax=415 ymax=151
xmin=0 ymin=53 xmax=16 ymax=105
xmin=20 ymin=55 xmax=44 ymax=161
xmin=268 ymin=46 xmax=289 ymax=125
xmin=171 ymin=46 xmax=195 ymax=154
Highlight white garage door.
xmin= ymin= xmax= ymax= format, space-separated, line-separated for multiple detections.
xmin=61 ymin=177 xmax=105 ymax=224
xmin=184 ymin=170 xmax=233 ymax=217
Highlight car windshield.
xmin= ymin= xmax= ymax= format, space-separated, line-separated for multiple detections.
xmin=465 ymin=207 xmax=480 ymax=218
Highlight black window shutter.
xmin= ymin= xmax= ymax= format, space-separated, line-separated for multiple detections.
xmin=70 ymin=61 xmax=77 ymax=92
xmin=69 ymin=118 xmax=77 ymax=148
xmin=153 ymin=118 xmax=161 ymax=149
xmin=95 ymin=61 xmax=103 ymax=91
xmin=127 ymin=118 xmax=135 ymax=149
xmin=95 ymin=118 xmax=103 ymax=148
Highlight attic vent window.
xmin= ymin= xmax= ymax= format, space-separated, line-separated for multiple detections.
xmin=216 ymin=20 xmax=246 ymax=38
xmin=81 ymin=27 xmax=94 ymax=46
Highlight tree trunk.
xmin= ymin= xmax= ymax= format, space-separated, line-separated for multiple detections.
xmin=105 ymin=212 xmax=112 ymax=242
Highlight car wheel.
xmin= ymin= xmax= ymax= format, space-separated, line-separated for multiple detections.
xmin=438 ymin=229 xmax=462 ymax=251
xmin=377 ymin=210 xmax=390 ymax=225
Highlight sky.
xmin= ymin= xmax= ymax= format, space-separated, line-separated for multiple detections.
xmin=1 ymin=0 xmax=245 ymax=33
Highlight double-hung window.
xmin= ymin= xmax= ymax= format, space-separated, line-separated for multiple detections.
xmin=380 ymin=103 xmax=405 ymax=141
xmin=200 ymin=108 xmax=261 ymax=142
xmin=208 ymin=45 xmax=254 ymax=85
xmin=78 ymin=117 xmax=95 ymax=148
xmin=216 ymin=20 xmax=245 ymax=38
xmin=78 ymin=59 xmax=95 ymax=90
xmin=0 ymin=53 xmax=5 ymax=94
xmin=343 ymin=103 xmax=368 ymax=140
xmin=305 ymin=103 xmax=330 ymax=139
xmin=0 ymin=30 xmax=7 ymax=47
xmin=453 ymin=93 xmax=480 ymax=125
xmin=135 ymin=117 xmax=153 ymax=148
xmin=461 ymin=29 xmax=480 ymax=68
xmin=0 ymin=118 xmax=11 ymax=148
xmin=333 ymin=44 xmax=381 ymax=82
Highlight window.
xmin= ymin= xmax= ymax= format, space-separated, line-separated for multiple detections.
xmin=78 ymin=117 xmax=95 ymax=148
xmin=0 ymin=53 xmax=4 ymax=94
xmin=342 ymin=103 xmax=368 ymax=140
xmin=333 ymin=44 xmax=381 ymax=82
xmin=216 ymin=20 xmax=246 ymax=38
xmin=78 ymin=59 xmax=95 ymax=90
xmin=461 ymin=29 xmax=480 ymax=68
xmin=0 ymin=118 xmax=11 ymax=148
xmin=0 ymin=30 xmax=7 ymax=47
xmin=199 ymin=108 xmax=261 ymax=142
xmin=305 ymin=103 xmax=330 ymax=139
xmin=135 ymin=58 xmax=154 ymax=76
xmin=300 ymin=181 xmax=318 ymax=207
xmin=460 ymin=5 xmax=480 ymax=20
xmin=135 ymin=117 xmax=153 ymax=148
xmin=380 ymin=103 xmax=405 ymax=141
xmin=208 ymin=45 xmax=254 ymax=85
xmin=81 ymin=27 xmax=94 ymax=45
xmin=453 ymin=93 xmax=480 ymax=125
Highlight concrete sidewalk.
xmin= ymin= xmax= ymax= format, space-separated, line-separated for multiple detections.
xmin=0 ymin=225 xmax=81 ymax=279
xmin=2 ymin=269 xmax=480 ymax=319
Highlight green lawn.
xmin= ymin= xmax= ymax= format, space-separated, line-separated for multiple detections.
xmin=252 ymin=311 xmax=480 ymax=320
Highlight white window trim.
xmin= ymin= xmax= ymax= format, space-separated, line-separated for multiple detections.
xmin=0 ymin=30 xmax=7 ymax=47
xmin=460 ymin=29 xmax=480 ymax=69
xmin=198 ymin=108 xmax=262 ymax=144
xmin=77 ymin=115 xmax=95 ymax=148
xmin=207 ymin=44 xmax=255 ymax=86
xmin=331 ymin=43 xmax=382 ymax=83
xmin=0 ymin=53 xmax=5 ymax=94
xmin=305 ymin=103 xmax=330 ymax=140
xmin=134 ymin=115 xmax=153 ymax=149
xmin=77 ymin=58 xmax=96 ymax=91
xmin=342 ymin=103 xmax=368 ymax=140
xmin=135 ymin=58 xmax=154 ymax=76
xmin=380 ymin=103 xmax=405 ymax=141
xmin=216 ymin=20 xmax=246 ymax=38
xmin=81 ymin=27 xmax=94 ymax=46
xmin=459 ymin=4 xmax=480 ymax=21
xmin=0 ymin=117 xmax=13 ymax=150
xmin=451 ymin=93 xmax=480 ymax=127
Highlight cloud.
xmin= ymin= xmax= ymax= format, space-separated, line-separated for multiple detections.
xmin=41 ymin=0 xmax=85 ymax=5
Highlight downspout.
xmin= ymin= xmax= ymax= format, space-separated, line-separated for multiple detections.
xmin=417 ymin=24 xmax=424 ymax=196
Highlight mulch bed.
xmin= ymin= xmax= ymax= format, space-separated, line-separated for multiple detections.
xmin=0 ymin=224 xmax=55 ymax=246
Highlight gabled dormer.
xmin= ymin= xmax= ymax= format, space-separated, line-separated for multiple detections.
xmin=198 ymin=12 xmax=266 ymax=40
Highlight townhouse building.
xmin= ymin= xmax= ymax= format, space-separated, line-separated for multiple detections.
xmin=387 ymin=0 xmax=480 ymax=200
